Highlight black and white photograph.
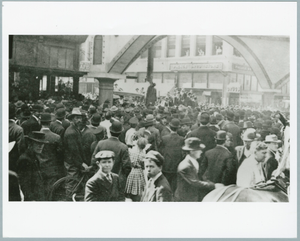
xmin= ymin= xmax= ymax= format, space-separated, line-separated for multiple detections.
xmin=2 ymin=2 xmax=297 ymax=238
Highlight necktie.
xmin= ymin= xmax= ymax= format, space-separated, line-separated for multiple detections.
xmin=144 ymin=179 xmax=153 ymax=201
xmin=106 ymin=174 xmax=112 ymax=183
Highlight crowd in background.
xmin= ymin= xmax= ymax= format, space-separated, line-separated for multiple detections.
xmin=8 ymin=87 xmax=290 ymax=202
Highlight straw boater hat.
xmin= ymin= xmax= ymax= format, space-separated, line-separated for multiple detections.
xmin=264 ymin=134 xmax=282 ymax=143
xmin=67 ymin=108 xmax=83 ymax=119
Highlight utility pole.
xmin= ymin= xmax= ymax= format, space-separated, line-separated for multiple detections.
xmin=146 ymin=46 xmax=154 ymax=84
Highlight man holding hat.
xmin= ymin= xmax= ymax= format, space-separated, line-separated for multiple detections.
xmin=200 ymin=131 xmax=237 ymax=190
xmin=141 ymin=150 xmax=173 ymax=202
xmin=175 ymin=138 xmax=222 ymax=202
xmin=64 ymin=108 xmax=89 ymax=199
xmin=91 ymin=121 xmax=131 ymax=193
xmin=158 ymin=118 xmax=184 ymax=192
xmin=17 ymin=131 xmax=49 ymax=201
xmin=21 ymin=104 xmax=43 ymax=135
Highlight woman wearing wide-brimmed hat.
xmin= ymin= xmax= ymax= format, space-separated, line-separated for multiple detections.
xmin=16 ymin=131 xmax=49 ymax=201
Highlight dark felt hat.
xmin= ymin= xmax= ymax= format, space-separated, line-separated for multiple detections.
xmin=25 ymin=131 xmax=49 ymax=144
xmin=40 ymin=113 xmax=51 ymax=123
xmin=109 ymin=121 xmax=123 ymax=133
xmin=169 ymin=118 xmax=181 ymax=128
xmin=215 ymin=130 xmax=226 ymax=141
xmin=182 ymin=137 xmax=205 ymax=151
xmin=91 ymin=113 xmax=101 ymax=125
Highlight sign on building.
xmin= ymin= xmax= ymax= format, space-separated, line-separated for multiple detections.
xmin=227 ymin=82 xmax=241 ymax=93
xmin=170 ymin=63 xmax=223 ymax=71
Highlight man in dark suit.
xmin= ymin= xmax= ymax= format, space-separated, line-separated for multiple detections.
xmin=159 ymin=118 xmax=184 ymax=192
xmin=50 ymin=108 xmax=67 ymax=139
xmin=175 ymin=138 xmax=222 ymax=202
xmin=85 ymin=151 xmax=125 ymax=201
xmin=141 ymin=151 xmax=173 ymax=202
xmin=186 ymin=112 xmax=217 ymax=153
xmin=64 ymin=108 xmax=89 ymax=199
xmin=222 ymin=111 xmax=243 ymax=148
xmin=21 ymin=104 xmax=43 ymax=135
xmin=9 ymin=103 xmax=26 ymax=171
xmin=38 ymin=113 xmax=64 ymax=196
xmin=91 ymin=121 xmax=131 ymax=193
xmin=200 ymin=131 xmax=237 ymax=189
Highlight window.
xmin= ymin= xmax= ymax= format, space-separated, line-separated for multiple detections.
xmin=137 ymin=73 xmax=147 ymax=83
xmin=167 ymin=35 xmax=175 ymax=57
xmin=193 ymin=73 xmax=207 ymax=88
xmin=237 ymin=74 xmax=244 ymax=90
xmin=244 ymin=75 xmax=251 ymax=91
xmin=178 ymin=73 xmax=192 ymax=88
xmin=229 ymin=73 xmax=237 ymax=83
xmin=162 ymin=73 xmax=175 ymax=84
xmin=213 ymin=36 xmax=223 ymax=55
xmin=196 ymin=36 xmax=206 ymax=56
xmin=208 ymin=73 xmax=223 ymax=89
xmin=251 ymin=76 xmax=258 ymax=91
xmin=93 ymin=35 xmax=103 ymax=64
xmin=182 ymin=35 xmax=190 ymax=57
xmin=153 ymin=40 xmax=162 ymax=58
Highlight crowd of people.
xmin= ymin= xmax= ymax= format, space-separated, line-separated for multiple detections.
xmin=8 ymin=88 xmax=290 ymax=202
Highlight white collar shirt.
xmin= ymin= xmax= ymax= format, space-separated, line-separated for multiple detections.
xmin=188 ymin=155 xmax=199 ymax=172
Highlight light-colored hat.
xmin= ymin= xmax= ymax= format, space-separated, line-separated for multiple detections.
xmin=67 ymin=108 xmax=83 ymax=119
xmin=264 ymin=134 xmax=281 ymax=143
xmin=95 ymin=150 xmax=115 ymax=159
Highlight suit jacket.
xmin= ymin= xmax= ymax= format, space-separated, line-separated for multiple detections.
xmin=161 ymin=126 xmax=171 ymax=137
xmin=200 ymin=146 xmax=237 ymax=186
xmin=17 ymin=149 xmax=45 ymax=201
xmin=37 ymin=128 xmax=64 ymax=178
xmin=141 ymin=174 xmax=173 ymax=202
xmin=85 ymin=171 xmax=125 ymax=201
xmin=21 ymin=115 xmax=41 ymax=136
xmin=159 ymin=132 xmax=184 ymax=173
xmin=81 ymin=126 xmax=97 ymax=166
xmin=9 ymin=120 xmax=26 ymax=171
xmin=146 ymin=126 xmax=161 ymax=151
xmin=64 ymin=123 xmax=86 ymax=171
xmin=235 ymin=146 xmax=248 ymax=167
xmin=50 ymin=120 xmax=66 ymax=139
xmin=222 ymin=121 xmax=243 ymax=147
xmin=186 ymin=126 xmax=217 ymax=153
xmin=175 ymin=155 xmax=215 ymax=202
xmin=91 ymin=137 xmax=131 ymax=191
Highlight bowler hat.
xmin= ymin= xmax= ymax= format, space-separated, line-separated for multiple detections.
xmin=264 ymin=134 xmax=281 ymax=143
xmin=68 ymin=108 xmax=83 ymax=119
xmin=243 ymin=121 xmax=254 ymax=129
xmin=55 ymin=108 xmax=66 ymax=119
xmin=215 ymin=130 xmax=227 ymax=141
xmin=182 ymin=137 xmax=205 ymax=151
xmin=40 ymin=113 xmax=52 ymax=123
xmin=32 ymin=104 xmax=44 ymax=112
xmin=109 ymin=121 xmax=123 ymax=133
xmin=91 ymin=113 xmax=101 ymax=125
xmin=88 ymin=106 xmax=97 ymax=115
xmin=144 ymin=114 xmax=155 ymax=127
xmin=210 ymin=116 xmax=217 ymax=125
xmin=226 ymin=111 xmax=234 ymax=119
xmin=129 ymin=117 xmax=139 ymax=125
xmin=198 ymin=112 xmax=210 ymax=123
xmin=181 ymin=117 xmax=192 ymax=125
xmin=21 ymin=109 xmax=31 ymax=118
xmin=243 ymin=129 xmax=257 ymax=141
xmin=145 ymin=150 xmax=164 ymax=167
xmin=95 ymin=150 xmax=115 ymax=159
xmin=169 ymin=118 xmax=181 ymax=128
xmin=25 ymin=131 xmax=49 ymax=144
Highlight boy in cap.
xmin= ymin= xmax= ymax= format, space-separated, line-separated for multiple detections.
xmin=175 ymin=138 xmax=224 ymax=202
xmin=85 ymin=151 xmax=125 ymax=201
xmin=141 ymin=151 xmax=173 ymax=202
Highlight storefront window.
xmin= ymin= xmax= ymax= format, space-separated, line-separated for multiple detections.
xmin=213 ymin=36 xmax=223 ymax=55
xmin=182 ymin=35 xmax=190 ymax=57
xmin=163 ymin=73 xmax=175 ymax=84
xmin=196 ymin=36 xmax=206 ymax=56
xmin=167 ymin=35 xmax=176 ymax=57
xmin=244 ymin=75 xmax=251 ymax=91
xmin=229 ymin=73 xmax=237 ymax=83
xmin=237 ymin=74 xmax=244 ymax=90
xmin=137 ymin=73 xmax=147 ymax=83
xmin=208 ymin=73 xmax=223 ymax=89
xmin=178 ymin=73 xmax=192 ymax=88
xmin=153 ymin=73 xmax=163 ymax=84
xmin=251 ymin=76 xmax=258 ymax=91
xmin=193 ymin=73 xmax=207 ymax=88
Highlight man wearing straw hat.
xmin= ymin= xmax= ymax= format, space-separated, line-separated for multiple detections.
xmin=17 ymin=131 xmax=49 ymax=201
